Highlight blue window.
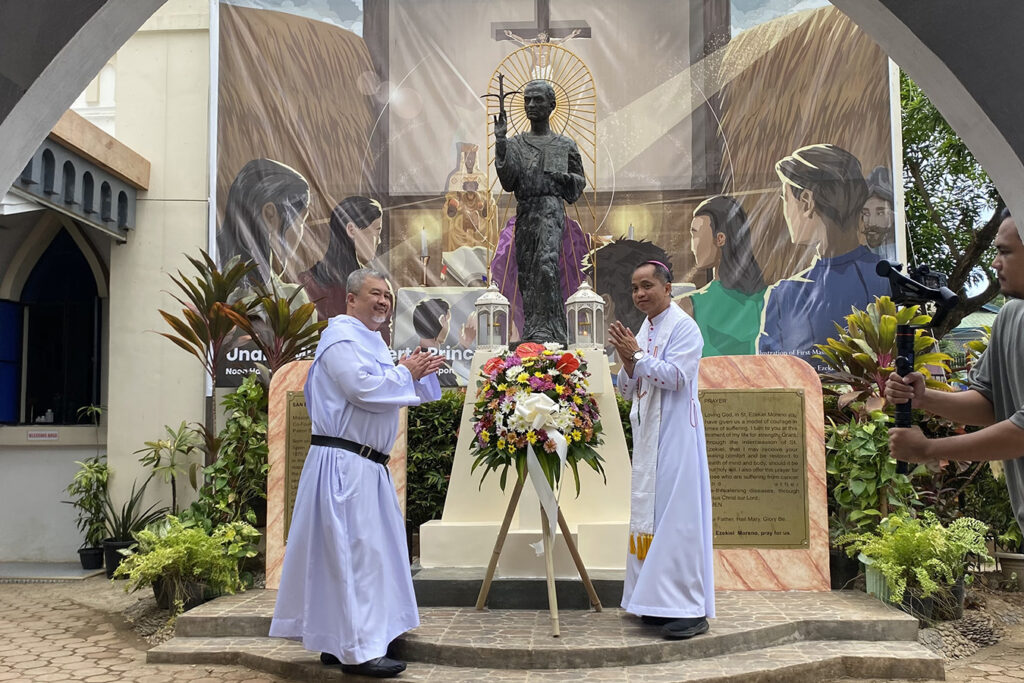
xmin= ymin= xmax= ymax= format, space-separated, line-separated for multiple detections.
xmin=0 ymin=301 xmax=21 ymax=423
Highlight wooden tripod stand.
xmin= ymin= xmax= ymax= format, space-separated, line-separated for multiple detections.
xmin=474 ymin=478 xmax=603 ymax=637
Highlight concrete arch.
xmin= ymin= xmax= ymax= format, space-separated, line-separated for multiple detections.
xmin=0 ymin=212 xmax=109 ymax=301
xmin=0 ymin=0 xmax=167 ymax=194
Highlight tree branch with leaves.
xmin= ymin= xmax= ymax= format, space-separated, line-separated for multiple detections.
xmin=901 ymin=72 xmax=1002 ymax=337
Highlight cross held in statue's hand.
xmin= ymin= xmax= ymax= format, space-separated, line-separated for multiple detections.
xmin=480 ymin=73 xmax=521 ymax=130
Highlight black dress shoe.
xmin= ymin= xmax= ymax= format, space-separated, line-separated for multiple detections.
xmin=640 ymin=615 xmax=675 ymax=626
xmin=340 ymin=656 xmax=407 ymax=678
xmin=321 ymin=652 xmax=341 ymax=665
xmin=662 ymin=616 xmax=709 ymax=640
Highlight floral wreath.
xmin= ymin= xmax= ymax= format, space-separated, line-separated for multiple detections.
xmin=470 ymin=341 xmax=605 ymax=494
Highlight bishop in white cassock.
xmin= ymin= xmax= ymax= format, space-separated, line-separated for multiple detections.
xmin=270 ymin=269 xmax=444 ymax=678
xmin=609 ymin=261 xmax=715 ymax=640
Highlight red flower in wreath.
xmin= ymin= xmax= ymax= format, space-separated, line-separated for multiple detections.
xmin=483 ymin=356 xmax=505 ymax=375
xmin=515 ymin=342 xmax=546 ymax=359
xmin=555 ymin=352 xmax=580 ymax=374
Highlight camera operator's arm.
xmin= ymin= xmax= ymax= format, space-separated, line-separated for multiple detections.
xmin=890 ymin=421 xmax=1024 ymax=463
xmin=885 ymin=371 xmax=996 ymax=427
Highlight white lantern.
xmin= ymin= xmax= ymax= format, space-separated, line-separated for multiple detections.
xmin=565 ymin=281 xmax=605 ymax=349
xmin=474 ymin=283 xmax=510 ymax=350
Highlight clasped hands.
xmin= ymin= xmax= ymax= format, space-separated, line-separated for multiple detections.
xmin=608 ymin=321 xmax=641 ymax=375
xmin=398 ymin=347 xmax=446 ymax=380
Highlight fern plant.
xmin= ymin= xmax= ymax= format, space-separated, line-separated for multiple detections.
xmin=838 ymin=511 xmax=990 ymax=604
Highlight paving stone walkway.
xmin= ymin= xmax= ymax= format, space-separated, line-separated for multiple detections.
xmin=0 ymin=576 xmax=287 ymax=682
xmin=1 ymin=575 xmax=1024 ymax=682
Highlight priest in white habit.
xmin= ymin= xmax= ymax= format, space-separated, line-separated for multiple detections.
xmin=608 ymin=260 xmax=715 ymax=640
xmin=270 ymin=268 xmax=445 ymax=678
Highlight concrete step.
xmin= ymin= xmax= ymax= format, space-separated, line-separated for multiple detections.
xmin=175 ymin=589 xmax=919 ymax=648
xmin=148 ymin=636 xmax=943 ymax=682
xmin=162 ymin=588 xmax=942 ymax=679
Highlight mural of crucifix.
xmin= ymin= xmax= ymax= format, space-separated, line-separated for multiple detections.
xmin=493 ymin=0 xmax=591 ymax=79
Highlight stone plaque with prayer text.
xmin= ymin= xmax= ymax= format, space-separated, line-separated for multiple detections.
xmin=284 ymin=390 xmax=311 ymax=540
xmin=700 ymin=388 xmax=808 ymax=549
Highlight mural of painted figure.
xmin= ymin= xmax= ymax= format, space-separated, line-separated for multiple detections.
xmin=678 ymin=196 xmax=767 ymax=356
xmin=412 ymin=297 xmax=458 ymax=387
xmin=861 ymin=165 xmax=898 ymax=263
xmin=299 ymin=195 xmax=384 ymax=320
xmin=758 ymin=144 xmax=891 ymax=369
xmin=218 ymin=158 xmax=312 ymax=287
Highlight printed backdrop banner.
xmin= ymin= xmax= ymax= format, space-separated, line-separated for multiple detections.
xmin=214 ymin=0 xmax=901 ymax=386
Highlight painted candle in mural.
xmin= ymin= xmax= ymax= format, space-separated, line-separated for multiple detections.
xmin=758 ymin=144 xmax=891 ymax=370
xmin=679 ymin=196 xmax=767 ymax=356
xmin=493 ymin=79 xmax=586 ymax=345
xmin=860 ymin=165 xmax=898 ymax=263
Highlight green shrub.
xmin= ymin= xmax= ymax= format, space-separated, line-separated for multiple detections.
xmin=616 ymin=393 xmax=633 ymax=455
xmin=102 ymin=475 xmax=169 ymax=542
xmin=184 ymin=375 xmax=268 ymax=531
xmin=406 ymin=389 xmax=464 ymax=533
xmin=825 ymin=411 xmax=919 ymax=542
xmin=114 ymin=515 xmax=260 ymax=615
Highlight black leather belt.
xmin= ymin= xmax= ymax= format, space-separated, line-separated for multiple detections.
xmin=310 ymin=435 xmax=390 ymax=465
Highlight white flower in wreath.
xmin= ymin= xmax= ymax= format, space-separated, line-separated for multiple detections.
xmin=504 ymin=367 xmax=521 ymax=381
xmin=543 ymin=342 xmax=564 ymax=351
xmin=547 ymin=368 xmax=561 ymax=376
xmin=553 ymin=408 xmax=573 ymax=431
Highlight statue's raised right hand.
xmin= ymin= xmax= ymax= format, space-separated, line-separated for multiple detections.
xmin=493 ymin=111 xmax=507 ymax=140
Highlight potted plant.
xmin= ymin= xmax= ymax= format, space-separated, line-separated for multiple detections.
xmin=135 ymin=422 xmax=202 ymax=515
xmin=824 ymin=411 xmax=920 ymax=588
xmin=838 ymin=511 xmax=991 ymax=622
xmin=63 ymin=455 xmax=109 ymax=569
xmin=113 ymin=515 xmax=260 ymax=614
xmin=101 ymin=475 xmax=168 ymax=579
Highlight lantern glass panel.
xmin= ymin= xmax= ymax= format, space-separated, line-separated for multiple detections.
xmin=579 ymin=309 xmax=592 ymax=340
xmin=478 ymin=310 xmax=491 ymax=346
xmin=595 ymin=308 xmax=605 ymax=344
xmin=495 ymin=310 xmax=508 ymax=345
